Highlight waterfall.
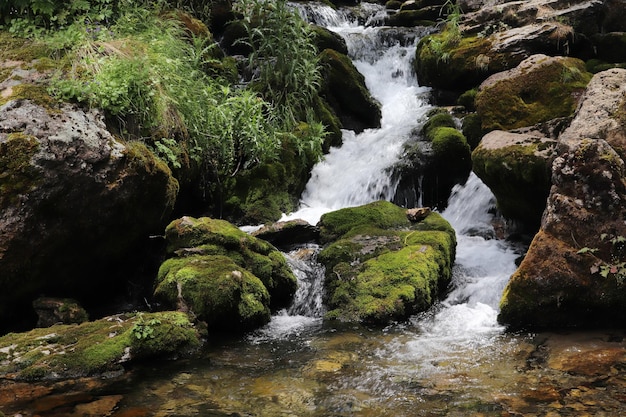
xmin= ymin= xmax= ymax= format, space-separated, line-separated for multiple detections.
xmin=261 ymin=2 xmax=521 ymax=342
xmin=283 ymin=2 xmax=433 ymax=226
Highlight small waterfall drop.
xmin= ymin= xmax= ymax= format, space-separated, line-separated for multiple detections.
xmin=283 ymin=3 xmax=433 ymax=226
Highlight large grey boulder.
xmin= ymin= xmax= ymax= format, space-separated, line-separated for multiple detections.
xmin=0 ymin=99 xmax=178 ymax=332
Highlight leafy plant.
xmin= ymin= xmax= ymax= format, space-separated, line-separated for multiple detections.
xmin=427 ymin=0 xmax=463 ymax=65
xmin=235 ymin=0 xmax=322 ymax=128
xmin=578 ymin=233 xmax=626 ymax=285
xmin=131 ymin=313 xmax=162 ymax=340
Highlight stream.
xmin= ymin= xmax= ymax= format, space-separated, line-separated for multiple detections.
xmin=8 ymin=2 xmax=626 ymax=416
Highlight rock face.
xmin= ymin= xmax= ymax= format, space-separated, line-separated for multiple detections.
xmin=154 ymin=216 xmax=297 ymax=331
xmin=0 ymin=99 xmax=178 ymax=332
xmin=317 ymin=201 xmax=456 ymax=323
xmin=499 ymin=69 xmax=626 ymax=329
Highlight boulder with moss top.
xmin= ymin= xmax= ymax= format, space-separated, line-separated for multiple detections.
xmin=154 ymin=216 xmax=297 ymax=331
xmin=498 ymin=69 xmax=626 ymax=329
xmin=393 ymin=110 xmax=471 ymax=210
xmin=472 ymin=128 xmax=558 ymax=230
xmin=319 ymin=49 xmax=382 ymax=133
xmin=0 ymin=311 xmax=200 ymax=383
xmin=317 ymin=201 xmax=456 ymax=324
xmin=475 ymin=54 xmax=591 ymax=132
xmin=0 ymin=99 xmax=178 ymax=334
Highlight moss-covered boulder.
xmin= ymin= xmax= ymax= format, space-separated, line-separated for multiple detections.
xmin=317 ymin=201 xmax=456 ymax=324
xmin=319 ymin=49 xmax=382 ymax=133
xmin=414 ymin=26 xmax=514 ymax=93
xmin=221 ymin=129 xmax=322 ymax=225
xmin=0 ymin=98 xmax=178 ymax=333
xmin=499 ymin=69 xmax=626 ymax=329
xmin=0 ymin=311 xmax=200 ymax=382
xmin=393 ymin=110 xmax=471 ymax=210
xmin=472 ymin=129 xmax=557 ymax=230
xmin=155 ymin=216 xmax=297 ymax=330
xmin=475 ymin=54 xmax=591 ymax=132
xmin=156 ymin=255 xmax=271 ymax=330
xmin=311 ymin=25 xmax=348 ymax=55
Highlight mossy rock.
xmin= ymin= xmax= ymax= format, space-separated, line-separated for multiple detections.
xmin=318 ymin=200 xmax=410 ymax=243
xmin=385 ymin=9 xmax=437 ymax=27
xmin=475 ymin=55 xmax=592 ymax=132
xmin=319 ymin=48 xmax=382 ymax=133
xmin=0 ymin=312 xmax=199 ymax=381
xmin=461 ymin=113 xmax=483 ymax=150
xmin=162 ymin=216 xmax=297 ymax=315
xmin=219 ymin=130 xmax=319 ymax=225
xmin=472 ymin=130 xmax=556 ymax=230
xmin=317 ymin=201 xmax=456 ymax=324
xmin=155 ymin=255 xmax=271 ymax=330
xmin=0 ymin=132 xmax=41 ymax=208
xmin=311 ymin=25 xmax=348 ymax=55
xmin=414 ymin=29 xmax=511 ymax=92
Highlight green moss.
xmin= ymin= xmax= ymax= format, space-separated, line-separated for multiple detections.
xmin=423 ymin=111 xmax=456 ymax=137
xmin=415 ymin=31 xmax=508 ymax=91
xmin=476 ymin=57 xmax=591 ymax=132
xmin=0 ymin=32 xmax=52 ymax=62
xmin=319 ymin=200 xmax=410 ymax=243
xmin=0 ymin=132 xmax=41 ymax=209
xmin=457 ymin=88 xmax=478 ymax=111
xmin=326 ymin=244 xmax=444 ymax=323
xmin=130 ymin=312 xmax=200 ymax=358
xmin=162 ymin=216 xmax=297 ymax=313
xmin=155 ymin=254 xmax=271 ymax=329
xmin=0 ymin=312 xmax=199 ymax=381
xmin=124 ymin=140 xmax=179 ymax=210
xmin=0 ymin=83 xmax=56 ymax=108
xmin=461 ymin=113 xmax=483 ymax=150
xmin=430 ymin=127 xmax=470 ymax=156
xmin=472 ymin=141 xmax=553 ymax=227
xmin=318 ymin=205 xmax=456 ymax=324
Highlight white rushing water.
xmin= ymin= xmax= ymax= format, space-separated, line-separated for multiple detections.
xmin=258 ymin=3 xmax=522 ymax=347
xmin=282 ymin=3 xmax=432 ymax=226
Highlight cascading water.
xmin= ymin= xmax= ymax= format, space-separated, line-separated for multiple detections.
xmin=274 ymin=2 xmax=521 ymax=340
xmin=283 ymin=3 xmax=433 ymax=226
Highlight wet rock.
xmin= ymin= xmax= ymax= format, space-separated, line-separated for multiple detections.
xmin=317 ymin=201 xmax=456 ymax=323
xmin=319 ymin=49 xmax=382 ymax=133
xmin=155 ymin=216 xmax=297 ymax=331
xmin=32 ymin=297 xmax=89 ymax=328
xmin=0 ymin=99 xmax=178 ymax=333
xmin=252 ymin=219 xmax=320 ymax=249
xmin=499 ymin=69 xmax=626 ymax=329
xmin=472 ymin=129 xmax=557 ymax=230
